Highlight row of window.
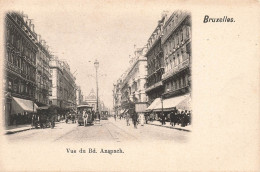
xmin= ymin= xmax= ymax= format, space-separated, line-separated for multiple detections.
xmin=163 ymin=25 xmax=191 ymax=57
xmin=147 ymin=74 xmax=162 ymax=88
xmin=163 ymin=11 xmax=183 ymax=35
xmin=7 ymin=51 xmax=36 ymax=80
xmin=164 ymin=47 xmax=190 ymax=72
xmin=7 ymin=78 xmax=35 ymax=97
xmin=147 ymin=55 xmax=163 ymax=75
xmin=165 ymin=74 xmax=189 ymax=92
xmin=6 ymin=27 xmax=36 ymax=64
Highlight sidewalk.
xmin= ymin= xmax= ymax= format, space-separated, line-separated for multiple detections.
xmin=5 ymin=120 xmax=65 ymax=135
xmin=110 ymin=117 xmax=191 ymax=132
xmin=5 ymin=124 xmax=33 ymax=135
xmin=147 ymin=120 xmax=191 ymax=132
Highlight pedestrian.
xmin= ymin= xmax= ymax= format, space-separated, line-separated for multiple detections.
xmin=187 ymin=111 xmax=191 ymax=125
xmin=161 ymin=112 xmax=165 ymax=125
xmin=180 ymin=111 xmax=185 ymax=127
xmin=114 ymin=114 xmax=116 ymax=121
xmin=132 ymin=112 xmax=138 ymax=129
xmin=170 ymin=111 xmax=174 ymax=126
xmin=126 ymin=112 xmax=130 ymax=126
xmin=71 ymin=112 xmax=75 ymax=123
xmin=83 ymin=109 xmax=88 ymax=127
xmin=139 ymin=113 xmax=145 ymax=126
xmin=31 ymin=114 xmax=36 ymax=128
xmin=177 ymin=110 xmax=181 ymax=125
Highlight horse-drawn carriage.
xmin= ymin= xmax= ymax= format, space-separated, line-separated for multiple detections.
xmin=33 ymin=105 xmax=57 ymax=129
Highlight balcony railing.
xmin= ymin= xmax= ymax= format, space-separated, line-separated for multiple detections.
xmin=162 ymin=59 xmax=190 ymax=80
xmin=6 ymin=61 xmax=22 ymax=75
xmin=145 ymin=81 xmax=163 ymax=92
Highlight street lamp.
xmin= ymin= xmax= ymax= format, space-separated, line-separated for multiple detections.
xmin=161 ymin=95 xmax=164 ymax=117
xmin=94 ymin=59 xmax=100 ymax=120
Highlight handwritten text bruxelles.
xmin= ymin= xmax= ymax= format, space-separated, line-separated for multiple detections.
xmin=66 ymin=148 xmax=124 ymax=155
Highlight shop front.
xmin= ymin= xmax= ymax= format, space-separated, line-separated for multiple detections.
xmin=8 ymin=96 xmax=38 ymax=126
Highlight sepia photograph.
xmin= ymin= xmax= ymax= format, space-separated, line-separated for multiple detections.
xmin=3 ymin=9 xmax=191 ymax=143
xmin=0 ymin=1 xmax=259 ymax=171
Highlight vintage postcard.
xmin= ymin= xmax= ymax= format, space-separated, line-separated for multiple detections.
xmin=0 ymin=0 xmax=259 ymax=171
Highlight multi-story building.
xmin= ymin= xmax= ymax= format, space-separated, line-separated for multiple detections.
xmin=49 ymin=58 xmax=77 ymax=109
xmin=85 ymin=89 xmax=97 ymax=111
xmin=4 ymin=12 xmax=38 ymax=126
xmin=120 ymin=47 xmax=148 ymax=113
xmin=145 ymin=12 xmax=169 ymax=105
xmin=49 ymin=57 xmax=63 ymax=107
xmin=35 ymin=36 xmax=51 ymax=106
xmin=61 ymin=61 xmax=77 ymax=109
xmin=160 ymin=11 xmax=191 ymax=109
xmin=113 ymin=78 xmax=123 ymax=115
xmin=76 ymin=86 xmax=84 ymax=106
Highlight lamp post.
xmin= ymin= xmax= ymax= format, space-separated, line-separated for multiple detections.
xmin=94 ymin=59 xmax=100 ymax=120
xmin=161 ymin=95 xmax=164 ymax=117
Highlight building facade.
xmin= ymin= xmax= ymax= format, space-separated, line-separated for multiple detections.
xmin=61 ymin=61 xmax=77 ymax=109
xmin=35 ymin=36 xmax=51 ymax=106
xmin=85 ymin=89 xmax=97 ymax=111
xmin=161 ymin=11 xmax=191 ymax=99
xmin=119 ymin=47 xmax=148 ymax=113
xmin=49 ymin=58 xmax=77 ymax=109
xmin=145 ymin=12 xmax=169 ymax=105
xmin=76 ymin=86 xmax=84 ymax=105
xmin=4 ymin=12 xmax=38 ymax=126
xmin=113 ymin=79 xmax=122 ymax=116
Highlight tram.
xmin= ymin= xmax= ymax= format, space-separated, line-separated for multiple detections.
xmin=76 ymin=104 xmax=94 ymax=126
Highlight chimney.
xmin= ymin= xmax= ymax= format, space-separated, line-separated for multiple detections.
xmin=31 ymin=24 xmax=35 ymax=32
xmin=28 ymin=19 xmax=32 ymax=26
xmin=161 ymin=10 xmax=169 ymax=18
xmin=37 ymin=34 xmax=41 ymax=42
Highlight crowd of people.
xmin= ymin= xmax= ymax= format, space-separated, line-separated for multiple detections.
xmin=114 ymin=107 xmax=192 ymax=129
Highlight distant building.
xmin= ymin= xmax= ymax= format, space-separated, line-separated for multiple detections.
xmin=113 ymin=79 xmax=122 ymax=115
xmin=118 ymin=47 xmax=148 ymax=114
xmin=76 ymin=86 xmax=84 ymax=105
xmin=4 ymin=12 xmax=38 ymax=126
xmin=85 ymin=89 xmax=108 ymax=113
xmin=85 ymin=89 xmax=97 ymax=111
xmin=35 ymin=35 xmax=51 ymax=106
xmin=49 ymin=58 xmax=76 ymax=109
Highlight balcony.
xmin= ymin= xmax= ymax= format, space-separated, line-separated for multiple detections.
xmin=6 ymin=60 xmax=22 ymax=75
xmin=163 ymin=85 xmax=190 ymax=98
xmin=162 ymin=59 xmax=190 ymax=80
xmin=43 ymin=68 xmax=50 ymax=78
xmin=145 ymin=81 xmax=163 ymax=93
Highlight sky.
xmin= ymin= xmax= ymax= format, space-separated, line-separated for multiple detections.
xmin=10 ymin=1 xmax=175 ymax=110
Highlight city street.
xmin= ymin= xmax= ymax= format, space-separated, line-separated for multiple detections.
xmin=7 ymin=118 xmax=190 ymax=143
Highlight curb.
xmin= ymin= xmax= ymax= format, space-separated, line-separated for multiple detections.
xmin=5 ymin=127 xmax=33 ymax=135
xmin=146 ymin=123 xmax=191 ymax=132
xmin=5 ymin=122 xmax=65 ymax=135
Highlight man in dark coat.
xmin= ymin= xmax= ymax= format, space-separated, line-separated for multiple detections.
xmin=170 ymin=111 xmax=174 ymax=126
xmin=180 ymin=111 xmax=186 ymax=127
xmin=132 ymin=112 xmax=138 ymax=129
xmin=161 ymin=112 xmax=166 ymax=125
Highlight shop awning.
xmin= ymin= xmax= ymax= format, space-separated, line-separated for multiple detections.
xmin=12 ymin=97 xmax=38 ymax=114
xmin=153 ymin=94 xmax=190 ymax=111
xmin=176 ymin=95 xmax=191 ymax=111
xmin=146 ymin=98 xmax=161 ymax=111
